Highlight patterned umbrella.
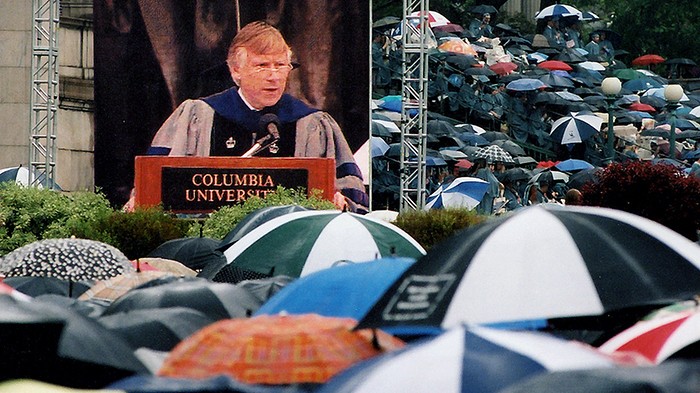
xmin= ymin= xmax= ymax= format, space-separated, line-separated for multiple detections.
xmin=549 ymin=112 xmax=603 ymax=144
xmin=424 ymin=177 xmax=490 ymax=210
xmin=158 ymin=314 xmax=405 ymax=384
xmin=599 ymin=304 xmax=700 ymax=364
xmin=357 ymin=206 xmax=700 ymax=338
xmin=319 ymin=325 xmax=620 ymax=393
xmin=474 ymin=144 xmax=515 ymax=164
xmin=409 ymin=10 xmax=451 ymax=27
xmin=218 ymin=211 xmax=425 ymax=279
xmin=78 ymin=270 xmax=174 ymax=302
xmin=1 ymin=238 xmax=133 ymax=282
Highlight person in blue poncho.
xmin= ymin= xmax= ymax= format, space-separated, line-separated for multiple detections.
xmin=143 ymin=21 xmax=368 ymax=213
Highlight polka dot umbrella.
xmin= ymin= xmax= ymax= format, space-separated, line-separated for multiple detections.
xmin=0 ymin=238 xmax=133 ymax=282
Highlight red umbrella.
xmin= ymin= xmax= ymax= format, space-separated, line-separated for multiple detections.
xmin=628 ymin=102 xmax=657 ymax=113
xmin=599 ymin=304 xmax=700 ymax=364
xmin=489 ymin=62 xmax=518 ymax=76
xmin=631 ymin=54 xmax=666 ymax=66
xmin=158 ymin=314 xmax=405 ymax=384
xmin=537 ymin=60 xmax=573 ymax=71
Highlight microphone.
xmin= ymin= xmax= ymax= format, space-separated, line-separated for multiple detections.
xmin=241 ymin=113 xmax=281 ymax=157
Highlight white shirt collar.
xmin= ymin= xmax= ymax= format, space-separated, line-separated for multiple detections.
xmin=237 ymin=89 xmax=259 ymax=111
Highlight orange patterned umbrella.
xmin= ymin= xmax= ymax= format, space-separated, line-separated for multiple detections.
xmin=158 ymin=314 xmax=405 ymax=384
xmin=79 ymin=270 xmax=172 ymax=302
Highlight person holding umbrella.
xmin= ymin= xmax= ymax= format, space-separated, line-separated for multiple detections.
xmin=584 ymin=32 xmax=601 ymax=57
xmin=468 ymin=12 xmax=494 ymax=39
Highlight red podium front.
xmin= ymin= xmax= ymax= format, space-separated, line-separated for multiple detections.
xmin=134 ymin=156 xmax=335 ymax=213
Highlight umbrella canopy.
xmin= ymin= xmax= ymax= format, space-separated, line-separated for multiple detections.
xmin=219 ymin=211 xmax=425 ymax=278
xmin=489 ymin=62 xmax=518 ymax=76
xmin=613 ymin=68 xmax=644 ymax=81
xmin=550 ymin=112 xmax=604 ymax=144
xmin=502 ymin=167 xmax=533 ymax=183
xmin=538 ymin=73 xmax=574 ymax=89
xmin=474 ymin=144 xmax=515 ymax=164
xmin=0 ymin=166 xmax=62 ymax=190
xmin=506 ymin=78 xmax=547 ymax=92
xmin=319 ymin=325 xmax=619 ymax=393
xmin=158 ymin=314 xmax=405 ymax=384
xmin=554 ymin=159 xmax=595 ymax=172
xmin=255 ymin=257 xmax=416 ymax=319
xmin=535 ymin=4 xmax=582 ymax=19
xmin=133 ymin=257 xmax=197 ymax=277
xmin=599 ymin=305 xmax=700 ymax=364
xmin=623 ymin=77 xmax=663 ymax=92
xmin=148 ymin=237 xmax=226 ymax=271
xmin=409 ymin=10 xmax=450 ymax=27
xmin=102 ymin=277 xmax=265 ymax=320
xmin=566 ymin=167 xmax=603 ymax=189
xmin=0 ymin=238 xmax=133 ymax=282
xmin=491 ymin=139 xmax=526 ymax=156
xmin=578 ymin=61 xmax=606 ymax=72
xmin=217 ymin=205 xmax=310 ymax=252
xmin=2 ymin=276 xmax=91 ymax=298
xmin=529 ymin=170 xmax=570 ymax=185
xmin=98 ymin=307 xmax=215 ymax=352
xmin=631 ymin=54 xmax=666 ymax=67
xmin=78 ymin=270 xmax=174 ymax=302
xmin=538 ymin=60 xmax=574 ymax=72
xmin=424 ymin=177 xmax=490 ymax=210
xmin=357 ymin=205 xmax=700 ymax=336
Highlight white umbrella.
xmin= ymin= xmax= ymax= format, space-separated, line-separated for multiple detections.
xmin=535 ymin=4 xmax=582 ymax=19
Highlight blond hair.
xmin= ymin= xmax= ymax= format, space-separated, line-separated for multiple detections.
xmin=227 ymin=21 xmax=292 ymax=70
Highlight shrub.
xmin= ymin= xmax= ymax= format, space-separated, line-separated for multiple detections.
xmin=393 ymin=208 xmax=487 ymax=250
xmin=194 ymin=186 xmax=337 ymax=240
xmin=582 ymin=161 xmax=700 ymax=241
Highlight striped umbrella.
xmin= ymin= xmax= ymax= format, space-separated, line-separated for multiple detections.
xmin=357 ymin=205 xmax=700 ymax=334
xmin=158 ymin=314 xmax=405 ymax=384
xmin=549 ymin=112 xmax=603 ymax=144
xmin=474 ymin=144 xmax=515 ymax=164
xmin=220 ymin=211 xmax=425 ymax=278
xmin=599 ymin=304 xmax=700 ymax=364
xmin=424 ymin=177 xmax=489 ymax=210
xmin=318 ymin=325 xmax=621 ymax=393
xmin=535 ymin=4 xmax=582 ymax=19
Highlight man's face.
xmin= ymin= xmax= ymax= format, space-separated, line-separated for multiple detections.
xmin=232 ymin=49 xmax=291 ymax=110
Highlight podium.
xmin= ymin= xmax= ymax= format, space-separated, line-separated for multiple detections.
xmin=134 ymin=156 xmax=335 ymax=213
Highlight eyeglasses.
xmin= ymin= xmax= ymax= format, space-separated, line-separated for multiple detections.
xmin=250 ymin=63 xmax=294 ymax=74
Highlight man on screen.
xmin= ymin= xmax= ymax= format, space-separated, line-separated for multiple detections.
xmin=143 ymin=21 xmax=368 ymax=213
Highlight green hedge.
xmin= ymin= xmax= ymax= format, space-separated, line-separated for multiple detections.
xmin=392 ymin=208 xmax=487 ymax=250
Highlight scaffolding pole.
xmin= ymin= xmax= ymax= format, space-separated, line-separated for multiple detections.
xmin=399 ymin=0 xmax=429 ymax=212
xmin=29 ymin=0 xmax=60 ymax=188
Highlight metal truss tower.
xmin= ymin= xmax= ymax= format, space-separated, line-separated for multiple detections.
xmin=399 ymin=0 xmax=429 ymax=211
xmin=29 ymin=0 xmax=60 ymax=188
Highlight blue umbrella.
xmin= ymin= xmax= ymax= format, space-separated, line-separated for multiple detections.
xmin=425 ymin=156 xmax=448 ymax=167
xmin=623 ymin=77 xmax=663 ymax=92
xmin=457 ymin=132 xmax=490 ymax=146
xmin=254 ymin=257 xmax=415 ymax=319
xmin=554 ymin=159 xmax=595 ymax=172
xmin=506 ymin=78 xmax=547 ymax=92
xmin=424 ymin=177 xmax=489 ymax=210
xmin=535 ymin=4 xmax=582 ymax=19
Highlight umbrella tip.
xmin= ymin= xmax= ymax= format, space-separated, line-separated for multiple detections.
xmin=370 ymin=328 xmax=382 ymax=351
xmin=136 ymin=258 xmax=141 ymax=273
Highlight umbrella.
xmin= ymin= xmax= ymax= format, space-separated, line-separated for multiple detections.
xmin=148 ymin=237 xmax=226 ymax=271
xmin=580 ymin=11 xmax=600 ymax=21
xmin=427 ymin=119 xmax=460 ymax=137
xmin=371 ymin=120 xmax=391 ymax=137
xmin=513 ymin=156 xmax=537 ymax=167
xmin=474 ymin=145 xmax=515 ymax=164
xmin=255 ymin=257 xmax=416 ymax=319
xmin=424 ymin=156 xmax=448 ymax=167
xmin=470 ymin=4 xmax=498 ymax=15
xmin=0 ymin=166 xmax=62 ymax=190
xmin=78 ymin=270 xmax=174 ymax=302
xmin=549 ymin=111 xmax=604 ymax=144
xmin=555 ymin=91 xmax=584 ymax=102
xmin=506 ymin=78 xmax=547 ymax=91
xmin=98 ymin=307 xmax=216 ymax=352
xmin=623 ymin=77 xmax=663 ymax=92
xmin=409 ymin=10 xmax=450 ymax=28
xmin=554 ymin=159 xmax=595 ymax=172
xmin=491 ymin=139 xmax=526 ymax=156
xmin=457 ymin=132 xmax=490 ymax=146
xmin=489 ymin=62 xmax=518 ymax=76
xmin=372 ymin=16 xmax=401 ymax=29
xmin=0 ymin=293 xmax=147 ymax=386
xmin=102 ymin=277 xmax=265 ymax=320
xmin=502 ymin=167 xmax=533 ymax=184
xmin=2 ymin=276 xmax=91 ymax=298
xmin=218 ymin=211 xmax=426 ymax=278
xmin=613 ymin=68 xmax=644 ymax=81
xmin=424 ymin=177 xmax=490 ymax=210
xmin=439 ymin=149 xmax=469 ymax=161
xmin=0 ymin=238 xmax=133 ymax=282
xmin=529 ymin=170 xmax=570 ymax=185
xmin=538 ymin=73 xmax=574 ymax=89
xmin=599 ymin=305 xmax=700 ymax=364
xmin=578 ymin=61 xmax=606 ymax=72
xmin=158 ymin=314 xmax=405 ymax=384
xmin=356 ymin=205 xmax=700 ymax=339
xmin=537 ymin=60 xmax=573 ymax=72
xmin=566 ymin=167 xmax=602 ymax=189
xmin=318 ymin=325 xmax=620 ymax=393
xmin=631 ymin=54 xmax=666 ymax=67
xmin=627 ymin=102 xmax=657 ymax=113
xmin=217 ymin=205 xmax=310 ymax=252
xmin=535 ymin=4 xmax=582 ymax=19
xmin=133 ymin=257 xmax=197 ymax=277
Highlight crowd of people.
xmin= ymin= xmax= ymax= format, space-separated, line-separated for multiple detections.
xmin=371 ymin=8 xmax=700 ymax=214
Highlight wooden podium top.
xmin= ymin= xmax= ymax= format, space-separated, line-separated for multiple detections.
xmin=134 ymin=156 xmax=335 ymax=213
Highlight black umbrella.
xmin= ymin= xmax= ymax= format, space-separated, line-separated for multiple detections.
xmin=3 ymin=276 xmax=91 ymax=298
xmin=665 ymin=58 xmax=697 ymax=66
xmin=470 ymin=4 xmax=498 ymax=15
xmin=102 ymin=278 xmax=265 ymax=320
xmin=373 ymin=16 xmax=401 ymax=29
xmin=148 ymin=237 xmax=225 ymax=271
xmin=480 ymin=131 xmax=510 ymax=142
xmin=491 ymin=139 xmax=526 ymax=157
xmin=566 ymin=167 xmax=603 ymax=190
xmin=357 ymin=205 xmax=700 ymax=344
xmin=0 ymin=293 xmax=147 ymax=387
xmin=502 ymin=167 xmax=533 ymax=183
xmin=427 ymin=119 xmax=460 ymax=137
xmin=371 ymin=121 xmax=392 ymax=138
xmin=1 ymin=238 xmax=133 ymax=282
xmin=217 ymin=205 xmax=310 ymax=252
xmin=98 ymin=308 xmax=215 ymax=351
